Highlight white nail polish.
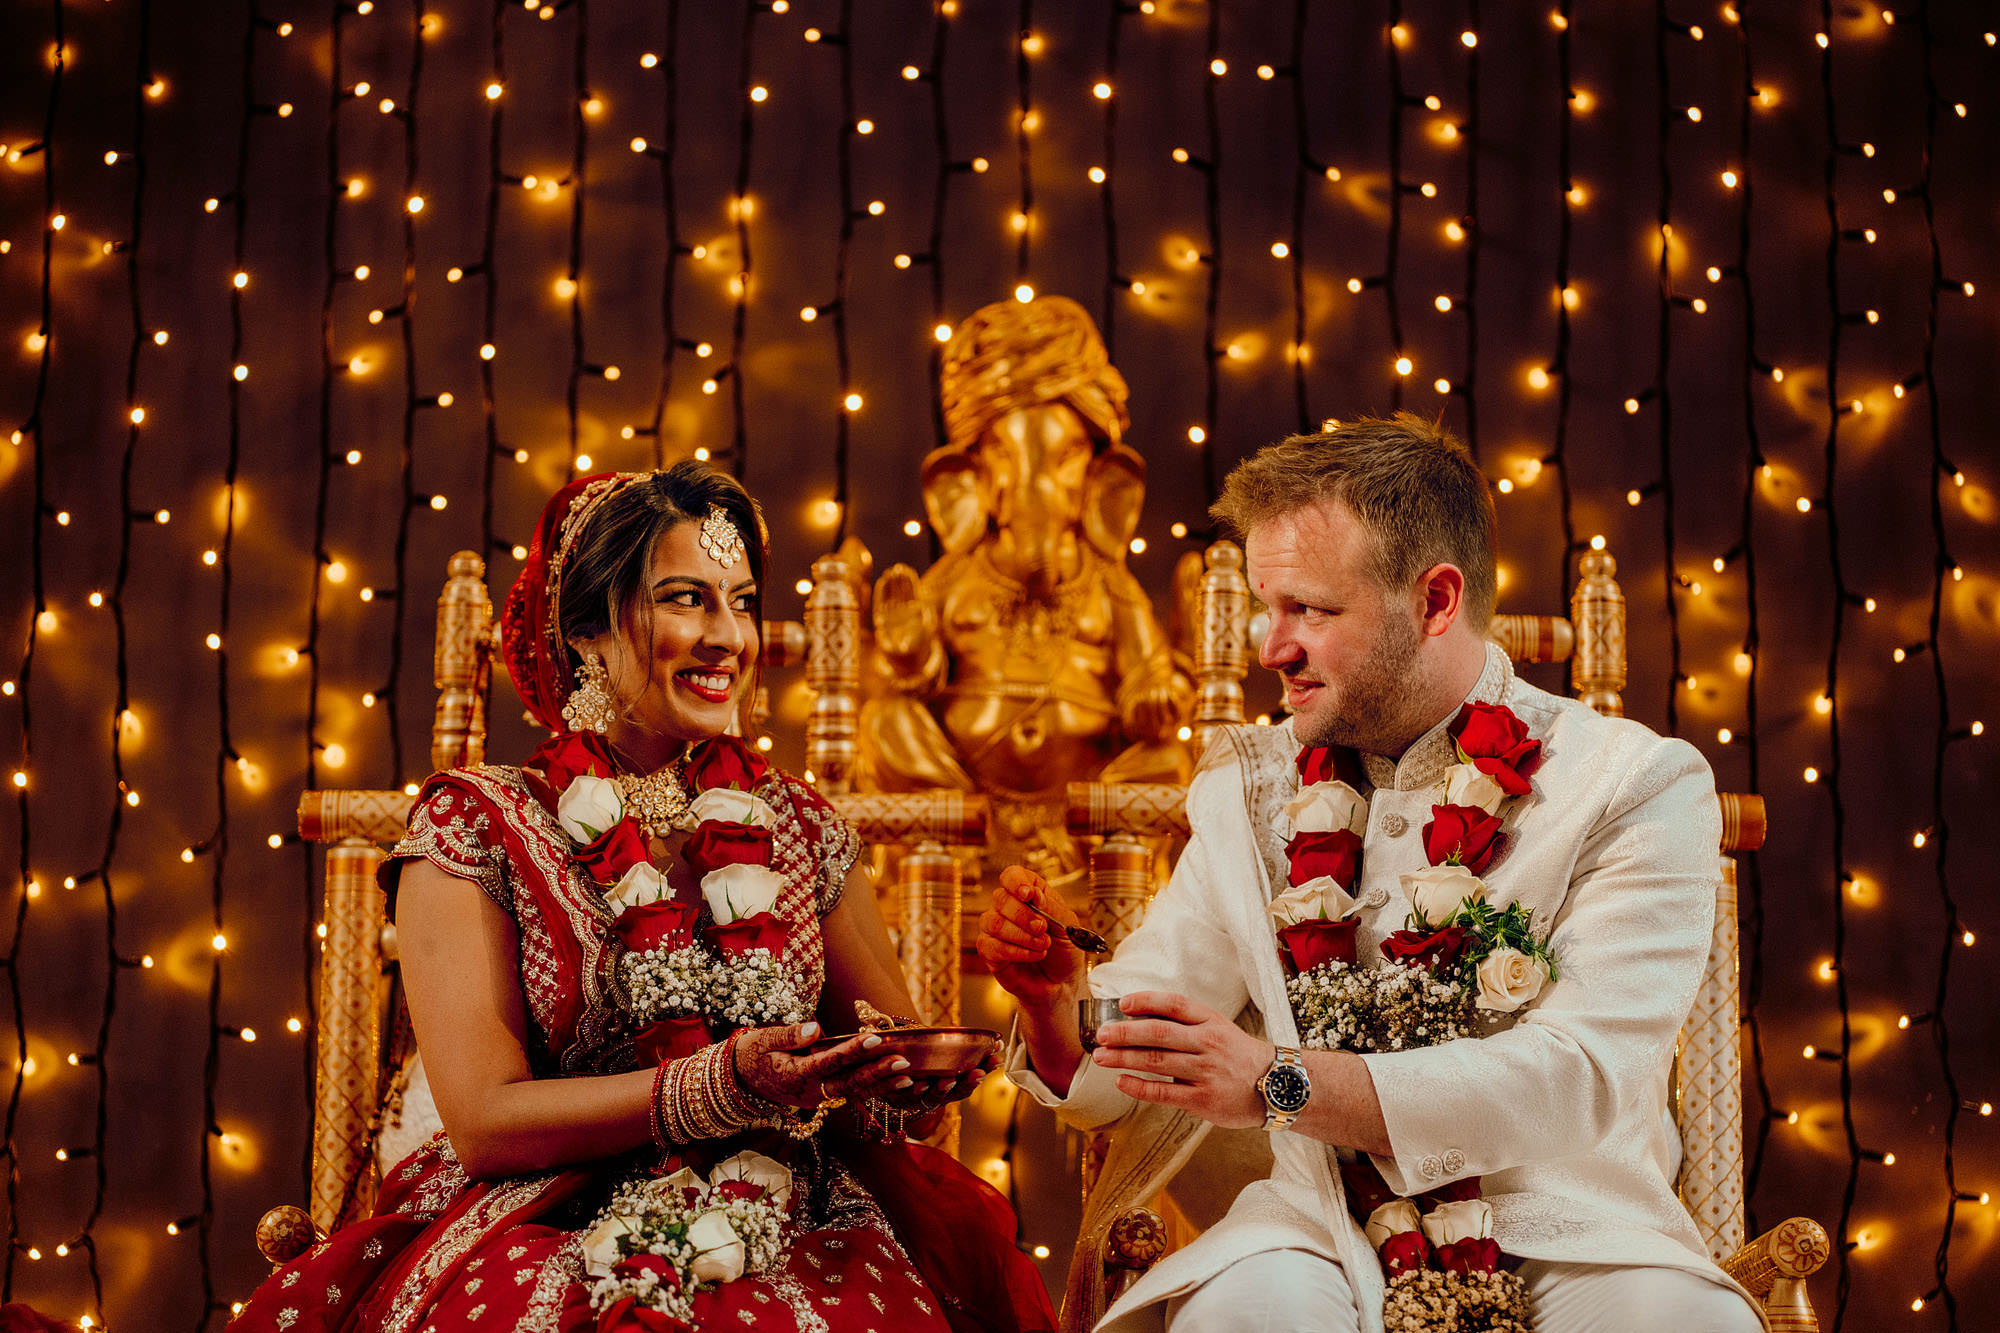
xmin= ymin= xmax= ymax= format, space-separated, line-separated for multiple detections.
xmin=862 ymin=1035 xmax=884 ymax=1049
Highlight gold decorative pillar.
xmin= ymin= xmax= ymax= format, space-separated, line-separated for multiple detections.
xmin=429 ymin=551 xmax=492 ymax=772
xmin=314 ymin=838 xmax=386 ymax=1232
xmin=805 ymin=555 xmax=860 ymax=793
xmin=896 ymin=840 xmax=962 ymax=1154
xmin=1191 ymin=542 xmax=1250 ymax=757
xmin=1086 ymin=834 xmax=1157 ymax=953
xmin=1570 ymin=549 xmax=1627 ymax=717
xmin=1676 ymin=856 xmax=1745 ymax=1260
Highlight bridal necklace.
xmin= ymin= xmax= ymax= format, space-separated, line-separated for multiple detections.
xmin=606 ymin=741 xmax=697 ymax=837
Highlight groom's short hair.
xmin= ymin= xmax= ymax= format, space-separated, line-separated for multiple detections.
xmin=1210 ymin=413 xmax=1499 ymax=630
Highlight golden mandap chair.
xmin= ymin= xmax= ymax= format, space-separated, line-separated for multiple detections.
xmin=259 ymin=546 xmax=1828 ymax=1333
xmin=1054 ymin=548 xmax=1829 ymax=1333
xmin=256 ymin=551 xmax=993 ymax=1264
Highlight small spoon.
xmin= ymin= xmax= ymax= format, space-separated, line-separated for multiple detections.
xmin=1023 ymin=896 xmax=1111 ymax=955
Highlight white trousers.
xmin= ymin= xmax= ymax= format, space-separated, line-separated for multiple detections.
xmin=1162 ymin=1248 xmax=1762 ymax=1332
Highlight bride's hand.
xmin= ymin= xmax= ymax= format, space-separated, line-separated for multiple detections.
xmin=733 ymin=1022 xmax=918 ymax=1109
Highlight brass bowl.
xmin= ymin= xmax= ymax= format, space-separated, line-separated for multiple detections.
xmin=808 ymin=1027 xmax=1000 ymax=1076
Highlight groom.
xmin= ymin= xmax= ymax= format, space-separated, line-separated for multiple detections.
xmin=979 ymin=415 xmax=1762 ymax=1332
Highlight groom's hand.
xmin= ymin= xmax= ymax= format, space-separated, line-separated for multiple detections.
xmin=1090 ymin=990 xmax=1270 ymax=1130
xmin=977 ymin=866 xmax=1088 ymax=1094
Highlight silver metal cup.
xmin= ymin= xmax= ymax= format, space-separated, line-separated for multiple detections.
xmin=1078 ymin=997 xmax=1128 ymax=1051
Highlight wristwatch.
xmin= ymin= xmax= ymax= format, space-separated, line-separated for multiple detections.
xmin=1256 ymin=1045 xmax=1311 ymax=1132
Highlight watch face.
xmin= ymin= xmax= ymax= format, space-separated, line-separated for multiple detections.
xmin=1264 ymin=1063 xmax=1310 ymax=1115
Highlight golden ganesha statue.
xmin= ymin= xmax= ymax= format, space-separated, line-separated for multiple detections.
xmin=857 ymin=295 xmax=1194 ymax=877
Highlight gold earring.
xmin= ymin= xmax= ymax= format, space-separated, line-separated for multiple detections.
xmin=562 ymin=652 xmax=617 ymax=734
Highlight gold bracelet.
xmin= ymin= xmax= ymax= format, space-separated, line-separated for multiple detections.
xmin=785 ymin=1095 xmax=846 ymax=1140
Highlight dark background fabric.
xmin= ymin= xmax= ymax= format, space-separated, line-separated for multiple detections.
xmin=2 ymin=1 xmax=1995 ymax=1327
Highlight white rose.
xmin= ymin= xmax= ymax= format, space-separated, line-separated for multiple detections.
xmin=1419 ymin=1198 xmax=1493 ymax=1247
xmin=579 ymin=1211 xmax=637 ymax=1277
xmin=656 ymin=1166 xmax=704 ymax=1196
xmin=1401 ymin=863 xmax=1488 ymax=926
xmin=700 ymin=862 xmax=787 ymax=925
xmin=556 ymin=775 xmax=625 ymax=843
xmin=1283 ymin=780 xmax=1368 ymax=835
xmin=1364 ymin=1199 xmax=1424 ymax=1249
xmin=1267 ymin=875 xmax=1358 ymax=929
xmin=710 ymin=1150 xmax=794 ymax=1211
xmin=605 ymin=860 xmax=670 ymax=912
xmin=1441 ymin=762 xmax=1508 ymax=816
xmin=688 ymin=786 xmax=778 ymax=829
xmin=1474 ymin=946 xmax=1550 ymax=1013
xmin=686 ymin=1208 xmax=747 ymax=1283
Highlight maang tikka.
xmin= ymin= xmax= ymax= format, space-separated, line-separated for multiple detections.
xmin=698 ymin=506 xmax=746 ymax=569
xmin=562 ymin=651 xmax=617 ymax=734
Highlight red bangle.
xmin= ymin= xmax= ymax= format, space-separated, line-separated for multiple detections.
xmin=649 ymin=1058 xmax=673 ymax=1153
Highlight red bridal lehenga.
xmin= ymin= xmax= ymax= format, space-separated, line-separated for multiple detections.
xmin=229 ymin=759 xmax=1053 ymax=1333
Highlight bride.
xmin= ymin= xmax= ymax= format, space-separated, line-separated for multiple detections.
xmin=232 ymin=463 xmax=1055 ymax=1332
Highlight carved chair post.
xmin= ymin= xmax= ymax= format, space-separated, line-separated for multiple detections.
xmin=1677 ymin=853 xmax=1747 ymax=1259
xmin=1085 ymin=834 xmax=1156 ymax=956
xmin=897 ymin=839 xmax=963 ymax=1155
xmin=1570 ymin=550 xmax=1627 ymax=717
xmin=1191 ymin=542 xmax=1251 ymax=757
xmin=430 ymin=551 xmax=493 ymax=772
xmin=314 ymin=838 xmax=388 ymax=1234
xmin=805 ymin=554 xmax=861 ymax=793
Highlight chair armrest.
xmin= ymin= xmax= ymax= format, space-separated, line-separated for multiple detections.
xmin=1721 ymin=1217 xmax=1828 ymax=1332
xmin=1106 ymin=1207 xmax=1169 ymax=1273
xmin=255 ymin=1205 xmax=322 ymax=1268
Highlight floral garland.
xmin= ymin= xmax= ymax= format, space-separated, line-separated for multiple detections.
xmin=575 ymin=1150 xmax=793 ymax=1329
xmin=525 ymin=731 xmax=807 ymax=1066
xmin=1275 ymin=701 xmax=1556 ymax=1333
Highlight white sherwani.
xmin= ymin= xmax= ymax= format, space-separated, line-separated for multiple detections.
xmin=1009 ymin=642 xmax=1760 ymax=1332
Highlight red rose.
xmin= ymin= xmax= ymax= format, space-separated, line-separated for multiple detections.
xmin=616 ymin=898 xmax=702 ymax=954
xmin=704 ymin=910 xmax=789 ymax=958
xmin=1340 ymin=1154 xmax=1397 ymax=1219
xmin=1431 ymin=1175 xmax=1483 ymax=1203
xmin=1379 ymin=926 xmax=1469 ymax=973
xmin=713 ymin=1178 xmax=765 ymax=1202
xmin=538 ymin=728 xmax=620 ymax=785
xmin=612 ymin=1252 xmax=682 ymax=1288
xmin=574 ymin=820 xmax=653 ymax=886
xmin=1378 ymin=1230 xmax=1433 ymax=1277
xmin=596 ymin=1300 xmax=692 ymax=1333
xmin=1452 ymin=702 xmax=1542 ymax=796
xmin=683 ymin=820 xmax=775 ymax=877
xmin=1278 ymin=917 xmax=1360 ymax=973
xmin=1435 ymin=1237 xmax=1502 ymax=1274
xmin=1287 ymin=828 xmax=1363 ymax=888
xmin=559 ymin=1288 xmax=597 ymax=1333
xmin=1422 ymin=804 xmax=1504 ymax=874
xmin=685 ymin=735 xmax=770 ymax=792
xmin=1297 ymin=745 xmax=1364 ymax=788
xmin=634 ymin=1015 xmax=714 ymax=1064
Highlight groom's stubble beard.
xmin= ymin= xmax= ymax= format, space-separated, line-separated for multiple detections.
xmin=1290 ymin=600 xmax=1435 ymax=758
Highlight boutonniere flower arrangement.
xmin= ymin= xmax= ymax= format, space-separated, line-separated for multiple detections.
xmin=528 ymin=733 xmax=805 ymax=1063
xmin=1278 ymin=700 xmax=1554 ymax=1332
xmin=575 ymin=1150 xmax=793 ymax=1330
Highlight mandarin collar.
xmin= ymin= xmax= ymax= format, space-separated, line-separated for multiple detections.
xmin=1360 ymin=640 xmax=1516 ymax=793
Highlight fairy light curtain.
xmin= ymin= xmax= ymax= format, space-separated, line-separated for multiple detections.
xmin=2 ymin=1 xmax=1996 ymax=1327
